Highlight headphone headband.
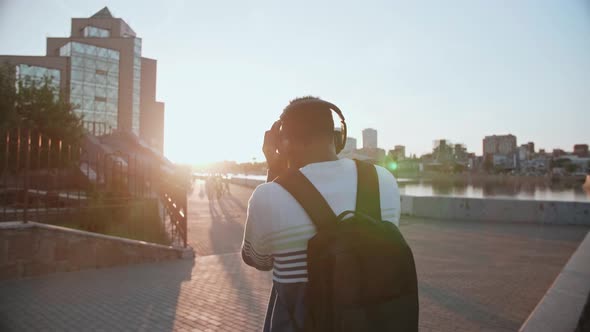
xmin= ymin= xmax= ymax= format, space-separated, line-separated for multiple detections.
xmin=280 ymin=98 xmax=347 ymax=154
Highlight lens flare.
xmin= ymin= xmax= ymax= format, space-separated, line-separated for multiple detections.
xmin=388 ymin=161 xmax=398 ymax=171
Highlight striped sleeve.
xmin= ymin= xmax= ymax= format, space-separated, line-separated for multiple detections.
xmin=241 ymin=185 xmax=274 ymax=271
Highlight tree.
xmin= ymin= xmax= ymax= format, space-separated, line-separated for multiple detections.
xmin=16 ymin=79 xmax=84 ymax=144
xmin=483 ymin=158 xmax=493 ymax=173
xmin=565 ymin=163 xmax=578 ymax=174
xmin=0 ymin=63 xmax=84 ymax=145
xmin=0 ymin=63 xmax=18 ymax=128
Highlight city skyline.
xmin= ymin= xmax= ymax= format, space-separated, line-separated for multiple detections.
xmin=1 ymin=1 xmax=589 ymax=164
xmin=345 ymin=130 xmax=586 ymax=159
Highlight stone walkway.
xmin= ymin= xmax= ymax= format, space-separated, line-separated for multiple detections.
xmin=0 ymin=183 xmax=588 ymax=331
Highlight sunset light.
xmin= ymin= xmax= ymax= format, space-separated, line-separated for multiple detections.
xmin=0 ymin=2 xmax=589 ymax=331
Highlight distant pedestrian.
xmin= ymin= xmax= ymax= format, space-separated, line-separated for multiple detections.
xmin=205 ymin=176 xmax=214 ymax=200
xmin=225 ymin=178 xmax=231 ymax=194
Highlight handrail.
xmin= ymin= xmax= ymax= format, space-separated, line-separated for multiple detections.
xmin=0 ymin=127 xmax=189 ymax=247
xmin=160 ymin=182 xmax=187 ymax=248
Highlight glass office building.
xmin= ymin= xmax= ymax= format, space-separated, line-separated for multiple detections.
xmin=82 ymin=26 xmax=110 ymax=38
xmin=60 ymin=42 xmax=120 ymax=133
xmin=132 ymin=38 xmax=141 ymax=135
xmin=0 ymin=6 xmax=165 ymax=152
xmin=15 ymin=64 xmax=61 ymax=95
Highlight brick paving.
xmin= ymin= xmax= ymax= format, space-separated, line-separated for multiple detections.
xmin=0 ymin=183 xmax=588 ymax=331
xmin=186 ymin=181 xmax=252 ymax=256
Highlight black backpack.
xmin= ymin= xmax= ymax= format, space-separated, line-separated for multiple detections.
xmin=274 ymin=159 xmax=419 ymax=332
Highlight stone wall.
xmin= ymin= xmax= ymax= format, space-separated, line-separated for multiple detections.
xmin=520 ymin=231 xmax=590 ymax=331
xmin=230 ymin=177 xmax=264 ymax=188
xmin=231 ymin=178 xmax=590 ymax=225
xmin=0 ymin=222 xmax=188 ymax=280
xmin=401 ymin=195 xmax=590 ymax=225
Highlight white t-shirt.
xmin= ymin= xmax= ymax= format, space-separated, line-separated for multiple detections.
xmin=241 ymin=158 xmax=401 ymax=283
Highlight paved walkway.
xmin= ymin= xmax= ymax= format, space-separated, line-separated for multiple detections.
xmin=0 ymin=183 xmax=588 ymax=331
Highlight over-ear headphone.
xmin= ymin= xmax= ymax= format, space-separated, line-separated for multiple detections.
xmin=279 ymin=98 xmax=348 ymax=154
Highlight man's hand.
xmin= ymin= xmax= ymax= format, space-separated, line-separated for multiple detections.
xmin=263 ymin=121 xmax=287 ymax=181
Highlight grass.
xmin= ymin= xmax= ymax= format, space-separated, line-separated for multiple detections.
xmin=46 ymin=195 xmax=171 ymax=246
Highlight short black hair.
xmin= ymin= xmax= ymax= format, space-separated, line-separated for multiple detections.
xmin=280 ymin=96 xmax=334 ymax=143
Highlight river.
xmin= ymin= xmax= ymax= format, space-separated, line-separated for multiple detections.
xmin=201 ymin=173 xmax=590 ymax=202
xmin=399 ymin=181 xmax=590 ymax=202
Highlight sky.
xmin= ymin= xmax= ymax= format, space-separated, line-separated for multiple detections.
xmin=1 ymin=0 xmax=589 ymax=164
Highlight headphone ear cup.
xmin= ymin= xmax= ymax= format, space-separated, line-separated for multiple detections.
xmin=334 ymin=130 xmax=344 ymax=154
xmin=338 ymin=120 xmax=347 ymax=154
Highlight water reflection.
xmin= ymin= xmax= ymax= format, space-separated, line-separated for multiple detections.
xmin=400 ymin=179 xmax=590 ymax=202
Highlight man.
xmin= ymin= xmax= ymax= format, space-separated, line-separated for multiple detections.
xmin=241 ymin=97 xmax=401 ymax=331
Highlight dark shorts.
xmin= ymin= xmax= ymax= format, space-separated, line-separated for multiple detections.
xmin=263 ymin=282 xmax=306 ymax=332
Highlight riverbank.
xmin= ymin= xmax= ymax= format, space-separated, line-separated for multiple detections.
xmin=397 ymin=172 xmax=586 ymax=185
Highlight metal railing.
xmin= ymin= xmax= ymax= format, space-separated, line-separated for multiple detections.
xmin=0 ymin=127 xmax=188 ymax=247
xmin=160 ymin=181 xmax=188 ymax=248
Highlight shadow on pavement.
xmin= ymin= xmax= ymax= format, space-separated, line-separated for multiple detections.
xmin=419 ymin=281 xmax=519 ymax=330
xmin=207 ymin=195 xmax=268 ymax=319
xmin=0 ymin=258 xmax=195 ymax=331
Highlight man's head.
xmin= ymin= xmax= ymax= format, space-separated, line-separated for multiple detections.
xmin=278 ymin=96 xmax=339 ymax=166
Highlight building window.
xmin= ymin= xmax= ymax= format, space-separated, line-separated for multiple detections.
xmin=59 ymin=41 xmax=120 ymax=133
xmin=131 ymin=38 xmax=142 ymax=136
xmin=82 ymin=26 xmax=110 ymax=38
xmin=15 ymin=64 xmax=61 ymax=99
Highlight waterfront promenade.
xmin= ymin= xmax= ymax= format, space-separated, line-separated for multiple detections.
xmin=0 ymin=182 xmax=587 ymax=331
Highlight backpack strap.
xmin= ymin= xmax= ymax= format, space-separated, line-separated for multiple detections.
xmin=354 ymin=159 xmax=382 ymax=221
xmin=274 ymin=169 xmax=337 ymax=230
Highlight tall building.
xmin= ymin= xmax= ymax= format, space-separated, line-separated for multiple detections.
xmin=342 ymin=137 xmax=357 ymax=154
xmin=483 ymin=134 xmax=517 ymax=156
xmin=0 ymin=7 xmax=165 ymax=153
xmin=362 ymin=128 xmax=378 ymax=149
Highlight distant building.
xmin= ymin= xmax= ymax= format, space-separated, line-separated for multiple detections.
xmin=362 ymin=128 xmax=378 ymax=149
xmin=357 ymin=147 xmax=385 ymax=161
xmin=388 ymin=145 xmax=406 ymax=160
xmin=483 ymin=134 xmax=517 ymax=156
xmin=337 ymin=137 xmax=374 ymax=161
xmin=342 ymin=137 xmax=357 ymax=153
xmin=526 ymin=142 xmax=535 ymax=154
xmin=453 ymin=143 xmax=467 ymax=161
xmin=0 ymin=7 xmax=165 ymax=153
xmin=518 ymin=145 xmax=531 ymax=161
xmin=493 ymin=154 xmax=513 ymax=170
xmin=520 ymin=157 xmax=550 ymax=174
xmin=468 ymin=155 xmax=481 ymax=170
xmin=433 ymin=139 xmax=453 ymax=162
xmin=552 ymin=149 xmax=566 ymax=157
xmin=573 ymin=144 xmax=589 ymax=157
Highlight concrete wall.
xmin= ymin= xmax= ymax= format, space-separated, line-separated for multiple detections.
xmin=230 ymin=177 xmax=264 ymax=188
xmin=520 ymin=231 xmax=590 ymax=332
xmin=401 ymin=195 xmax=590 ymax=225
xmin=0 ymin=222 xmax=188 ymax=280
xmin=229 ymin=179 xmax=590 ymax=225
